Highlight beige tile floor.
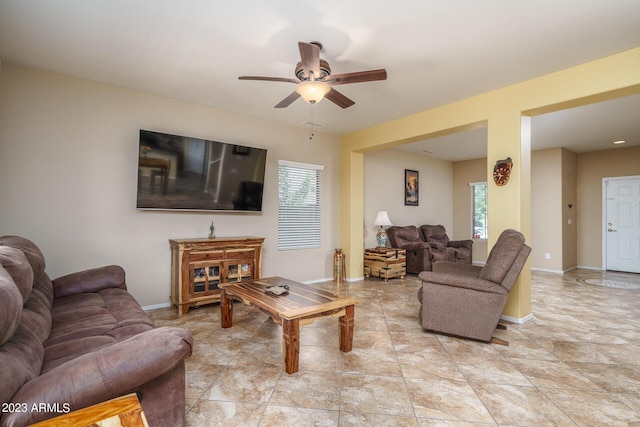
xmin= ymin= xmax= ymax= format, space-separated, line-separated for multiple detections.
xmin=148 ymin=269 xmax=640 ymax=426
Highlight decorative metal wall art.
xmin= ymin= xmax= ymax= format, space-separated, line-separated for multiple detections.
xmin=493 ymin=157 xmax=513 ymax=186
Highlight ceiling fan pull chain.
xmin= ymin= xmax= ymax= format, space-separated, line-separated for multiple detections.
xmin=309 ymin=103 xmax=314 ymax=140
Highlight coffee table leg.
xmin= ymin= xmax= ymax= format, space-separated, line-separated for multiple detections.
xmin=220 ymin=289 xmax=233 ymax=328
xmin=339 ymin=305 xmax=355 ymax=352
xmin=282 ymin=318 xmax=300 ymax=374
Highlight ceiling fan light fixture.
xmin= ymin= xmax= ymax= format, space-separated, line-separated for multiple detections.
xmin=296 ymin=80 xmax=331 ymax=104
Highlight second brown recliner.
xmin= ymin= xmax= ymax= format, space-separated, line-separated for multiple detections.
xmin=419 ymin=225 xmax=473 ymax=265
xmin=386 ymin=225 xmax=432 ymax=274
xmin=387 ymin=224 xmax=473 ymax=274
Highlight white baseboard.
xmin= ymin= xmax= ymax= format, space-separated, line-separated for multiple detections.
xmin=531 ymin=266 xmax=586 ymax=274
xmin=500 ymin=313 xmax=533 ymax=324
xmin=576 ymin=265 xmax=603 ymax=271
xmin=142 ymin=302 xmax=171 ymax=311
xmin=531 ymin=267 xmax=565 ymax=274
xmin=303 ymin=277 xmax=334 ymax=284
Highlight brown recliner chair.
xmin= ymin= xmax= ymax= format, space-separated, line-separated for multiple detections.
xmin=386 ymin=225 xmax=433 ymax=274
xmin=420 ymin=224 xmax=473 ymax=265
xmin=417 ymin=229 xmax=531 ymax=345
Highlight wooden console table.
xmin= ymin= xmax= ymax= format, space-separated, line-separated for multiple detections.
xmin=169 ymin=236 xmax=264 ymax=315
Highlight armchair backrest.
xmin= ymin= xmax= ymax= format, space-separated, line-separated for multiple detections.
xmin=419 ymin=225 xmax=449 ymax=246
xmin=478 ymin=229 xmax=531 ymax=289
xmin=387 ymin=226 xmax=422 ymax=247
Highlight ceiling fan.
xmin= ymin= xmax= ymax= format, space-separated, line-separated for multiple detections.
xmin=238 ymin=41 xmax=387 ymax=109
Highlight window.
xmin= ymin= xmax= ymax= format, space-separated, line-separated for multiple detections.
xmin=278 ymin=160 xmax=324 ymax=250
xmin=471 ymin=182 xmax=487 ymax=239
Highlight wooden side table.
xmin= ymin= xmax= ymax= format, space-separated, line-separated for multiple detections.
xmin=29 ymin=393 xmax=147 ymax=427
xmin=364 ymin=248 xmax=406 ymax=281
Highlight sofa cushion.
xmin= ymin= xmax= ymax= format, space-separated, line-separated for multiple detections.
xmin=0 ymin=266 xmax=24 ymax=346
xmin=479 ymin=230 xmax=525 ymax=284
xmin=420 ymin=225 xmax=450 ymax=247
xmin=387 ymin=225 xmax=422 ymax=243
xmin=0 ymin=322 xmax=45 ymax=407
xmin=0 ymin=236 xmax=46 ymax=282
xmin=42 ymin=288 xmax=155 ymax=373
xmin=0 ymin=246 xmax=34 ymax=303
xmin=0 ymin=261 xmax=50 ymax=407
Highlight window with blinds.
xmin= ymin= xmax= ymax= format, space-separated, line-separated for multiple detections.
xmin=278 ymin=160 xmax=324 ymax=250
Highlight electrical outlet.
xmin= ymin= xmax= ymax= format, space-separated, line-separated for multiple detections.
xmin=545 ymin=252 xmax=551 ymax=260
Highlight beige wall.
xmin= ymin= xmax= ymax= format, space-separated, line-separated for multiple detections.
xmin=367 ymin=146 xmax=638 ymax=273
xmin=0 ymin=64 xmax=342 ymax=307
xmin=449 ymin=147 xmax=636 ymax=272
xmin=531 ymin=148 xmax=564 ymax=271
xmin=562 ymin=149 xmax=578 ymax=270
xmin=577 ymin=146 xmax=640 ymax=269
xmin=363 ymin=149 xmax=452 ymax=249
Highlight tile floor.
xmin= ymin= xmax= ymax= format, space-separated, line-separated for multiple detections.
xmin=148 ymin=269 xmax=640 ymax=426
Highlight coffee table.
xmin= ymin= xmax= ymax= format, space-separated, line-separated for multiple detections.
xmin=219 ymin=276 xmax=358 ymax=374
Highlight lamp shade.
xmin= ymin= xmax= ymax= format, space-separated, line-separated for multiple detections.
xmin=373 ymin=211 xmax=393 ymax=227
xmin=295 ymin=80 xmax=331 ymax=104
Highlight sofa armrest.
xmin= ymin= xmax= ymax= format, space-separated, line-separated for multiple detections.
xmin=52 ymin=265 xmax=126 ymax=298
xmin=418 ymin=271 xmax=507 ymax=295
xmin=3 ymin=327 xmax=193 ymax=426
xmin=399 ymin=242 xmax=431 ymax=251
xmin=430 ymin=261 xmax=481 ymax=276
xmin=448 ymin=239 xmax=473 ymax=250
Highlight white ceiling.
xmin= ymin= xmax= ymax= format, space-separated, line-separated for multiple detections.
xmin=1 ymin=0 xmax=639 ymax=161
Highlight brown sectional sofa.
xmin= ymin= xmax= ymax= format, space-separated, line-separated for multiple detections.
xmin=0 ymin=236 xmax=193 ymax=427
xmin=387 ymin=225 xmax=473 ymax=274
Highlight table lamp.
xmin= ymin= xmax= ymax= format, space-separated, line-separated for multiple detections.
xmin=374 ymin=211 xmax=393 ymax=247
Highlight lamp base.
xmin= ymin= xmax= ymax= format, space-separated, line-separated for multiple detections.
xmin=376 ymin=228 xmax=387 ymax=248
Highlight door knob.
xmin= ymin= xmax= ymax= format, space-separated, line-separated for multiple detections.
xmin=608 ymin=228 xmax=617 ymax=232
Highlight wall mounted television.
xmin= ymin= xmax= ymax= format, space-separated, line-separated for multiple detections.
xmin=136 ymin=129 xmax=267 ymax=212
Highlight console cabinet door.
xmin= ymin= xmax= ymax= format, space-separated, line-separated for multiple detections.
xmin=224 ymin=259 xmax=254 ymax=283
xmin=191 ymin=262 xmax=222 ymax=295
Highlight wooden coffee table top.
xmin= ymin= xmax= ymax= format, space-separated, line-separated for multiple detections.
xmin=219 ymin=276 xmax=358 ymax=320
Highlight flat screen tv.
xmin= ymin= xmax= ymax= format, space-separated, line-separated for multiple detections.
xmin=136 ymin=129 xmax=267 ymax=212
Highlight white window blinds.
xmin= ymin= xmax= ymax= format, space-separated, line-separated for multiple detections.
xmin=278 ymin=160 xmax=324 ymax=250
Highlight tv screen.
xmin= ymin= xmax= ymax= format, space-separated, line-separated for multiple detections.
xmin=136 ymin=129 xmax=267 ymax=212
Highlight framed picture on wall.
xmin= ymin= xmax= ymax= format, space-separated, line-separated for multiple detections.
xmin=405 ymin=169 xmax=419 ymax=206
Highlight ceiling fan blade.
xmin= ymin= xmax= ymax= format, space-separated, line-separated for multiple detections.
xmin=298 ymin=42 xmax=320 ymax=80
xmin=239 ymin=76 xmax=300 ymax=84
xmin=325 ymin=69 xmax=387 ymax=85
xmin=274 ymin=91 xmax=301 ymax=108
xmin=325 ymin=87 xmax=355 ymax=109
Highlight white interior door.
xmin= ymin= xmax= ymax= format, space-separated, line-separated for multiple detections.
xmin=604 ymin=177 xmax=640 ymax=273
